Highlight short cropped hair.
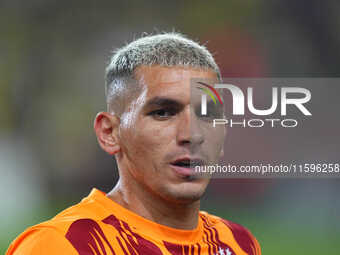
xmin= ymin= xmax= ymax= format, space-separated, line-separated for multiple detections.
xmin=105 ymin=32 xmax=220 ymax=115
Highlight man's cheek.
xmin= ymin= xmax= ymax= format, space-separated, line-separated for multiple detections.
xmin=209 ymin=130 xmax=225 ymax=146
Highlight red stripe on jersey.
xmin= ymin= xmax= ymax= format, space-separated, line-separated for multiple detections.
xmin=221 ymin=219 xmax=256 ymax=255
xmin=103 ymin=214 xmax=163 ymax=255
xmin=65 ymin=218 xmax=116 ymax=255
xmin=197 ymin=243 xmax=201 ymax=255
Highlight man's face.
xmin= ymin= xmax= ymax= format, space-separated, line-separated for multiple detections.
xmin=117 ymin=65 xmax=225 ymax=204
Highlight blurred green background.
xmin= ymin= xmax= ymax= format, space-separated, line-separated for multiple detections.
xmin=1 ymin=0 xmax=340 ymax=254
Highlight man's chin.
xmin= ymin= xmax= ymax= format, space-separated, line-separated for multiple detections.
xmin=161 ymin=181 xmax=209 ymax=204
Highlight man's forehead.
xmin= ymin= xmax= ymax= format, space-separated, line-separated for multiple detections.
xmin=134 ymin=65 xmax=218 ymax=97
xmin=136 ymin=65 xmax=216 ymax=82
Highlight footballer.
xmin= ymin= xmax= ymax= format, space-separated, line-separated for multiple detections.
xmin=7 ymin=32 xmax=261 ymax=255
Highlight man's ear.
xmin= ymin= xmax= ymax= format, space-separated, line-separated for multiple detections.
xmin=94 ymin=112 xmax=120 ymax=155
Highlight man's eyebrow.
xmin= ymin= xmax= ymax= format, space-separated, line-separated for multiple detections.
xmin=144 ymin=97 xmax=183 ymax=108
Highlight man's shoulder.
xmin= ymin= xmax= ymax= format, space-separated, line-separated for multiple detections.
xmin=7 ymin=192 xmax=107 ymax=255
xmin=6 ymin=224 xmax=77 ymax=255
xmin=199 ymin=211 xmax=262 ymax=255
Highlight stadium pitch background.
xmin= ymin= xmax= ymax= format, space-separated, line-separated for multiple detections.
xmin=1 ymin=1 xmax=340 ymax=254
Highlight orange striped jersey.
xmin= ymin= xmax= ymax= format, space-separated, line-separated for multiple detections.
xmin=7 ymin=188 xmax=261 ymax=255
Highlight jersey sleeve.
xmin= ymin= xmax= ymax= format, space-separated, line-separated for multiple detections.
xmin=6 ymin=227 xmax=78 ymax=255
xmin=220 ymin=219 xmax=262 ymax=255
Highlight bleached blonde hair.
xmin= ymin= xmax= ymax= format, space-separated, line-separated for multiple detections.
xmin=105 ymin=32 xmax=220 ymax=115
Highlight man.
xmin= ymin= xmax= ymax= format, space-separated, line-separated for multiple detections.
xmin=7 ymin=32 xmax=261 ymax=255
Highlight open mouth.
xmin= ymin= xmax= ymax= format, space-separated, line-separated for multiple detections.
xmin=170 ymin=158 xmax=206 ymax=177
xmin=171 ymin=159 xmax=205 ymax=168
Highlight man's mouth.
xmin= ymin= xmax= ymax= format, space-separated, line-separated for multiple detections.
xmin=171 ymin=158 xmax=205 ymax=168
xmin=170 ymin=157 xmax=206 ymax=177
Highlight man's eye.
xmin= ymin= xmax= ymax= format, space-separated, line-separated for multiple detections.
xmin=148 ymin=109 xmax=176 ymax=119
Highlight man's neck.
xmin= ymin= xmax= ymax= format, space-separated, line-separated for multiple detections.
xmin=107 ymin=179 xmax=201 ymax=230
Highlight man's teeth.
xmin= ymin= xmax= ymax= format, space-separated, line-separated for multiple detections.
xmin=175 ymin=161 xmax=190 ymax=167
xmin=173 ymin=160 xmax=202 ymax=168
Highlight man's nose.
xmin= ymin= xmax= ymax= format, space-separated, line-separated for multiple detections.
xmin=177 ymin=107 xmax=204 ymax=147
